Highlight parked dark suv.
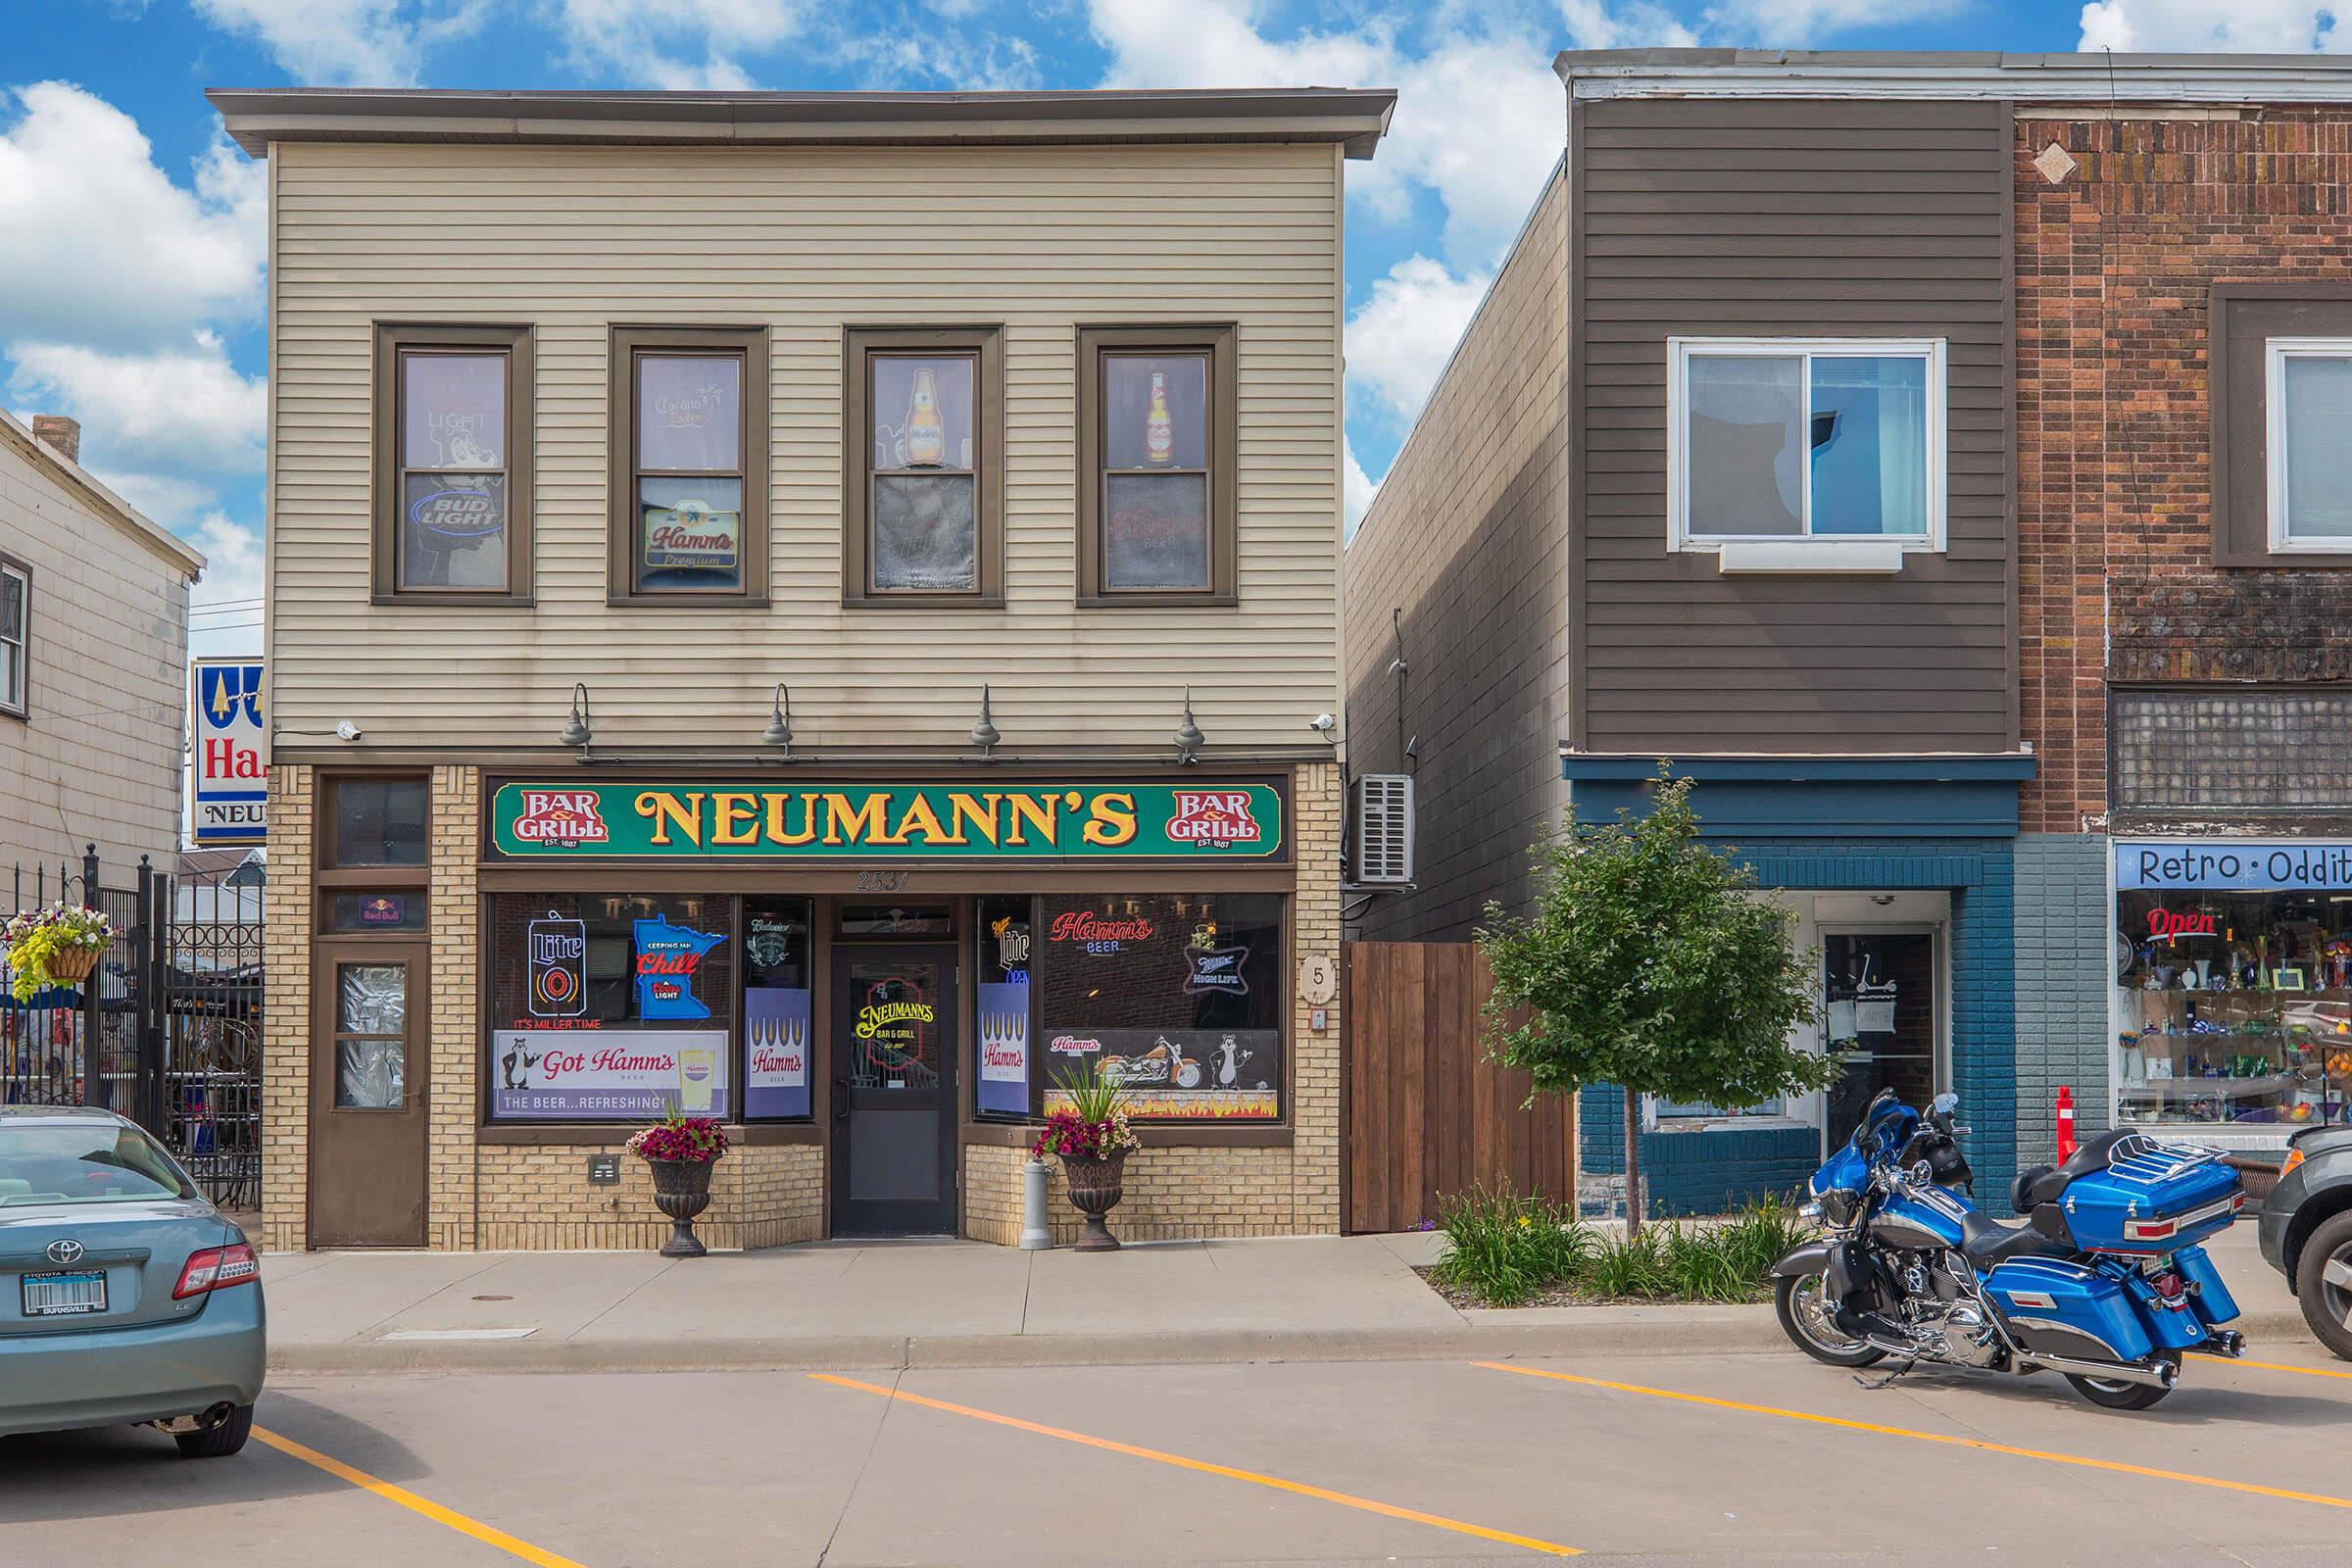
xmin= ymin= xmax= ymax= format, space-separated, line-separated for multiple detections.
xmin=2258 ymin=1124 xmax=2352 ymax=1359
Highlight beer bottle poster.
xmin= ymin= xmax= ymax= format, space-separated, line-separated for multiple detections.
xmin=745 ymin=987 xmax=811 ymax=1119
xmin=975 ymin=976 xmax=1030 ymax=1115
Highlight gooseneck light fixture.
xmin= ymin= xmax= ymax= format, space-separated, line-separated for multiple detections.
xmin=558 ymin=682 xmax=593 ymax=757
xmin=970 ymin=684 xmax=1002 ymax=759
xmin=762 ymin=682 xmax=795 ymax=759
xmin=1175 ymin=686 xmax=1204 ymax=764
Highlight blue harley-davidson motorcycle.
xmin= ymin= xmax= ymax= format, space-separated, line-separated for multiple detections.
xmin=1772 ymin=1090 xmax=2246 ymax=1409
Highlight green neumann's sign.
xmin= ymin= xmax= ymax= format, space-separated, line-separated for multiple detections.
xmin=490 ymin=782 xmax=1284 ymax=860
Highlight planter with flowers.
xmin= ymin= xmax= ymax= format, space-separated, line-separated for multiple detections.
xmin=4 ymin=905 xmax=118 ymax=1004
xmin=1033 ymin=1064 xmax=1141 ymax=1252
xmin=624 ymin=1110 xmax=729 ymax=1257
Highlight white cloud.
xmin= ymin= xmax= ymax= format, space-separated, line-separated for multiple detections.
xmin=1345 ymin=255 xmax=1493 ymax=430
xmin=0 ymin=84 xmax=265 ymax=352
xmin=1562 ymin=0 xmax=1699 ymax=49
xmin=1343 ymin=436 xmax=1377 ymax=538
xmin=1702 ymin=0 xmax=1962 ymax=44
xmin=185 ymin=514 xmax=266 ymax=662
xmin=2079 ymin=0 xmax=2349 ymax=50
xmin=7 ymin=331 xmax=265 ymax=481
xmin=551 ymin=0 xmax=808 ymax=88
xmin=191 ymin=0 xmax=490 ymax=86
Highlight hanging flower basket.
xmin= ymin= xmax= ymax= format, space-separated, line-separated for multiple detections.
xmin=4 ymin=905 xmax=118 ymax=1003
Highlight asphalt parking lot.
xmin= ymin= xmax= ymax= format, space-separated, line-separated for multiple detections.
xmin=11 ymin=1343 xmax=2352 ymax=1566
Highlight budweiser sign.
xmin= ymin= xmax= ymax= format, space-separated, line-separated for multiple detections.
xmin=511 ymin=790 xmax=610 ymax=846
xmin=1050 ymin=911 xmax=1155 ymax=945
xmin=1165 ymin=791 xmax=1262 ymax=846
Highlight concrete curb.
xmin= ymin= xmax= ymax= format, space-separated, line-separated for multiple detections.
xmin=265 ymin=1300 xmax=2318 ymax=1376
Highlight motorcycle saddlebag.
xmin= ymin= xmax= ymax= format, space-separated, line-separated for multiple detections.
xmin=1982 ymin=1257 xmax=2158 ymax=1364
xmin=2053 ymin=1137 xmax=2243 ymax=1256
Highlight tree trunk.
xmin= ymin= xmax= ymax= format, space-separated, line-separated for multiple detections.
xmin=1621 ymin=1088 xmax=1643 ymax=1240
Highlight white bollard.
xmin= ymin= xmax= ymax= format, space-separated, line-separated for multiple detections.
xmin=1019 ymin=1158 xmax=1054 ymax=1250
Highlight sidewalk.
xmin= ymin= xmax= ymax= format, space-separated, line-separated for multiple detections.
xmin=260 ymin=1220 xmax=2304 ymax=1375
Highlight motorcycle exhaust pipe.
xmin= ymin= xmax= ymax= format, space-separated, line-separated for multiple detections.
xmin=2200 ymin=1331 xmax=2245 ymax=1359
xmin=2021 ymin=1351 xmax=2179 ymax=1391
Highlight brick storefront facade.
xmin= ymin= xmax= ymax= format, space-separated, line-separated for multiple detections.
xmin=2016 ymin=110 xmax=2352 ymax=834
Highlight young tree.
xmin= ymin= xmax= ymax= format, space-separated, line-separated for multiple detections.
xmin=1477 ymin=770 xmax=1834 ymax=1236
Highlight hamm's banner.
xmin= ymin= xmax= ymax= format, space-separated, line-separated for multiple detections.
xmin=490 ymin=782 xmax=1284 ymax=860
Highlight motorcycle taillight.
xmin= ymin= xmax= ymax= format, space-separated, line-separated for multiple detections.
xmin=2150 ymin=1269 xmax=2187 ymax=1301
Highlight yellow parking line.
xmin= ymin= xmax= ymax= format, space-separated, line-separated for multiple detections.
xmin=2193 ymin=1351 xmax=2352 ymax=1382
xmin=808 ymin=1372 xmax=1580 ymax=1557
xmin=252 ymin=1425 xmax=590 ymax=1568
xmin=1475 ymin=1362 xmax=2352 ymax=1512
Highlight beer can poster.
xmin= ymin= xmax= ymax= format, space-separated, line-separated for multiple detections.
xmin=744 ymin=987 xmax=811 ymax=1119
xmin=492 ymin=1028 xmax=730 ymax=1121
xmin=1042 ymin=1028 xmax=1279 ymax=1120
xmin=975 ymin=977 xmax=1030 ymax=1116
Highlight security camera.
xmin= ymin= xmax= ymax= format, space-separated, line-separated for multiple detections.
xmin=1309 ymin=712 xmax=1337 ymax=736
xmin=334 ymin=720 xmax=364 ymax=743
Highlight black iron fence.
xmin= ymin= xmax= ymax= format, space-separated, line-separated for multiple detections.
xmin=3 ymin=847 xmax=263 ymax=1207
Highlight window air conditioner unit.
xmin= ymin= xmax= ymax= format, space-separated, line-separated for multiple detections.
xmin=1351 ymin=773 xmax=1415 ymax=885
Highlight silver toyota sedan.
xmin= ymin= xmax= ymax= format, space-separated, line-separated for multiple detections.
xmin=0 ymin=1104 xmax=265 ymax=1456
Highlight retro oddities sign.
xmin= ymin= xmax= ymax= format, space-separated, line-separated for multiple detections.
xmin=490 ymin=782 xmax=1284 ymax=860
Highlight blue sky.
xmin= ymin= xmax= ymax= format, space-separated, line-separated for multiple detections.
xmin=2 ymin=1 xmax=2332 ymax=653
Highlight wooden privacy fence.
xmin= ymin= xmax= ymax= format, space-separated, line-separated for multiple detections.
xmin=1342 ymin=941 xmax=1576 ymax=1233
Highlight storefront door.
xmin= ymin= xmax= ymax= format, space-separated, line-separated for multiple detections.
xmin=830 ymin=944 xmax=958 ymax=1235
xmin=1822 ymin=929 xmax=1942 ymax=1151
xmin=309 ymin=941 xmax=428 ymax=1247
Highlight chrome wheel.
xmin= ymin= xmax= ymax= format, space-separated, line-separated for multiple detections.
xmin=1775 ymin=1270 xmax=1885 ymax=1367
xmin=2295 ymin=1211 xmax=2352 ymax=1361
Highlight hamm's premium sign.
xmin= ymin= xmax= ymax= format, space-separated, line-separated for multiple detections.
xmin=490 ymin=783 xmax=1284 ymax=860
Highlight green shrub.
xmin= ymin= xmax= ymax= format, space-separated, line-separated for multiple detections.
xmin=1709 ymin=1200 xmax=1810 ymax=1287
xmin=1427 ymin=1186 xmax=1592 ymax=1307
xmin=1581 ymin=1224 xmax=1672 ymax=1298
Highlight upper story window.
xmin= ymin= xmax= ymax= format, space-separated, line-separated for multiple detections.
xmin=609 ymin=326 xmax=768 ymax=605
xmin=1667 ymin=337 xmax=1946 ymax=558
xmin=1077 ymin=325 xmax=1238 ymax=606
xmin=843 ymin=327 xmax=1004 ymax=605
xmin=0 ymin=556 xmax=27 ymax=718
xmin=2267 ymin=339 xmax=2352 ymax=551
xmin=372 ymin=324 xmax=533 ymax=603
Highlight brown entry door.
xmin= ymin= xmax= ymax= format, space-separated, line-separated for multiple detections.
xmin=310 ymin=942 xmax=428 ymax=1247
xmin=830 ymin=945 xmax=957 ymax=1236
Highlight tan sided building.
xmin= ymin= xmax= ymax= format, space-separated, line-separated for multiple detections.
xmin=213 ymin=86 xmax=1389 ymax=1251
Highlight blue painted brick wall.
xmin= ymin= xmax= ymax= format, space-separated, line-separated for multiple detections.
xmin=1577 ymin=835 xmax=2022 ymax=1217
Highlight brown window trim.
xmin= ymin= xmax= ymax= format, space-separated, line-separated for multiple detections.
xmin=1076 ymin=323 xmax=1239 ymax=608
xmin=0 ymin=553 xmax=29 ymax=721
xmin=318 ymin=772 xmax=433 ymax=879
xmin=2211 ymin=280 xmax=2352 ymax=569
xmin=608 ymin=324 xmax=770 ymax=607
xmin=370 ymin=322 xmax=534 ymax=606
xmin=843 ymin=325 xmax=1004 ymax=608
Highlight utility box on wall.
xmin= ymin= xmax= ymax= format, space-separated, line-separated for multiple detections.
xmin=1351 ymin=773 xmax=1415 ymax=885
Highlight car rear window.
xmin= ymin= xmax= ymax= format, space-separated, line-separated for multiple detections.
xmin=0 ymin=1123 xmax=197 ymax=1205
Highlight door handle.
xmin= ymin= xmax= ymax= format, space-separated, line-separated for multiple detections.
xmin=832 ymin=1080 xmax=851 ymax=1121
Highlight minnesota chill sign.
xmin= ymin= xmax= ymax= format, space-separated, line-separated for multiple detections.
xmin=491 ymin=783 xmax=1284 ymax=860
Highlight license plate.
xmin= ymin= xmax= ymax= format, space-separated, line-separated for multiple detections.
xmin=22 ymin=1269 xmax=107 ymax=1317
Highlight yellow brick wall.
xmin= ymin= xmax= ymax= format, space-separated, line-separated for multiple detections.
xmin=473 ymin=1141 xmax=822 ymax=1250
xmin=259 ymin=763 xmax=313 ymax=1252
xmin=963 ymin=760 xmax=1343 ymax=1246
xmin=426 ymin=765 xmax=480 ymax=1250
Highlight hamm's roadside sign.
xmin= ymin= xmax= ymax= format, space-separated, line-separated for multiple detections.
xmin=490 ymin=782 xmax=1285 ymax=860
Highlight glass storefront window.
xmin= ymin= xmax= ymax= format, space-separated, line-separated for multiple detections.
xmin=2113 ymin=841 xmax=2352 ymax=1131
xmin=743 ymin=896 xmax=812 ymax=1120
xmin=976 ymin=896 xmax=1033 ymax=1118
xmin=1035 ymin=893 xmax=1282 ymax=1121
xmin=487 ymin=893 xmax=735 ymax=1122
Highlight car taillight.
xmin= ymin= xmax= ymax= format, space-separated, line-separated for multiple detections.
xmin=173 ymin=1243 xmax=259 ymax=1300
xmin=2122 ymin=1216 xmax=2179 ymax=1243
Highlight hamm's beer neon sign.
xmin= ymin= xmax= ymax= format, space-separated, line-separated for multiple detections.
xmin=490 ymin=783 xmax=1284 ymax=860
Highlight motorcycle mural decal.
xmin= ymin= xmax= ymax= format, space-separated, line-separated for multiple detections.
xmin=1042 ymin=1028 xmax=1280 ymax=1120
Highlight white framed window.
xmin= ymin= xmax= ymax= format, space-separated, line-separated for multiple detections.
xmin=1666 ymin=337 xmax=1947 ymax=564
xmin=2266 ymin=338 xmax=2352 ymax=552
xmin=0 ymin=557 xmax=26 ymax=718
